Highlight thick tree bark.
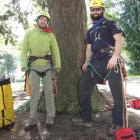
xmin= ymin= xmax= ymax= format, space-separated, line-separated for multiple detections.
xmin=47 ymin=0 xmax=87 ymax=112
xmin=38 ymin=0 xmax=107 ymax=113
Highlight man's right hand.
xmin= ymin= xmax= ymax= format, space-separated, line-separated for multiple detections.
xmin=82 ymin=63 xmax=88 ymax=72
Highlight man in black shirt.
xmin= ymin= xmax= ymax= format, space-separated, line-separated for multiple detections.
xmin=72 ymin=0 xmax=124 ymax=135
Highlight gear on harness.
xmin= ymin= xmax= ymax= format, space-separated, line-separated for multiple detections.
xmin=95 ymin=32 xmax=101 ymax=41
xmin=114 ymin=65 xmax=119 ymax=73
xmin=94 ymin=31 xmax=114 ymax=55
xmin=88 ymin=57 xmax=127 ymax=84
xmin=25 ymin=55 xmax=58 ymax=96
xmin=27 ymin=55 xmax=53 ymax=77
xmin=29 ymin=55 xmax=53 ymax=66
xmin=89 ymin=63 xmax=112 ymax=81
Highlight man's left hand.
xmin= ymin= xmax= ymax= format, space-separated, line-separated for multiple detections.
xmin=107 ymin=55 xmax=118 ymax=69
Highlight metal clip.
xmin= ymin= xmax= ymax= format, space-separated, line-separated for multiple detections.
xmin=109 ymin=50 xmax=113 ymax=54
xmin=100 ymin=49 xmax=104 ymax=53
xmin=114 ymin=65 xmax=119 ymax=73
xmin=95 ymin=32 xmax=101 ymax=41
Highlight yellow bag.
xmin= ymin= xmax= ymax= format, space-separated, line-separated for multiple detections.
xmin=0 ymin=78 xmax=15 ymax=129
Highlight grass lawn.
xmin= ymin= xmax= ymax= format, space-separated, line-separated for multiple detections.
xmin=128 ymin=74 xmax=140 ymax=78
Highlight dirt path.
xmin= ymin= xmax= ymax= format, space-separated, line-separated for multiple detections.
xmin=0 ymin=77 xmax=140 ymax=140
xmin=0 ymin=109 xmax=140 ymax=140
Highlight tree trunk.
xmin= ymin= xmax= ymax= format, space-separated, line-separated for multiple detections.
xmin=38 ymin=0 xmax=108 ymax=113
xmin=47 ymin=0 xmax=87 ymax=112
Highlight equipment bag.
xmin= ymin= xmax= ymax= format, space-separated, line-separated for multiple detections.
xmin=115 ymin=128 xmax=137 ymax=140
xmin=0 ymin=78 xmax=15 ymax=129
xmin=129 ymin=99 xmax=140 ymax=109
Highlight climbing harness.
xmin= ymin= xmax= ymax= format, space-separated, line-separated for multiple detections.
xmin=89 ymin=63 xmax=112 ymax=81
xmin=29 ymin=55 xmax=53 ymax=66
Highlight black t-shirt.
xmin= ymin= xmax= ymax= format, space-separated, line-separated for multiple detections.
xmin=86 ymin=18 xmax=123 ymax=52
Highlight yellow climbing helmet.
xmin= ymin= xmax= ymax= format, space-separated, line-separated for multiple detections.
xmin=36 ymin=12 xmax=50 ymax=22
xmin=90 ymin=0 xmax=104 ymax=8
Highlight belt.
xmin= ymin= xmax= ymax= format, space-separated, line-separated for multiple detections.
xmin=29 ymin=55 xmax=53 ymax=65
xmin=95 ymin=46 xmax=114 ymax=54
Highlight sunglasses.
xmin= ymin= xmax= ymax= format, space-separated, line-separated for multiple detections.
xmin=90 ymin=8 xmax=102 ymax=12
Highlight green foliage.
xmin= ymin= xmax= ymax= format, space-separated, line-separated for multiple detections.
xmin=0 ymin=53 xmax=16 ymax=78
xmin=105 ymin=0 xmax=121 ymax=21
xmin=34 ymin=0 xmax=48 ymax=11
xmin=0 ymin=0 xmax=49 ymax=46
xmin=120 ymin=0 xmax=140 ymax=74
xmin=0 ymin=0 xmax=29 ymax=45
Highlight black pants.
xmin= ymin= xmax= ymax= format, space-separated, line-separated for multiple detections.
xmin=79 ymin=55 xmax=123 ymax=125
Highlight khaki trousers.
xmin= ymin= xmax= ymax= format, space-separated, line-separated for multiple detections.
xmin=29 ymin=69 xmax=55 ymax=122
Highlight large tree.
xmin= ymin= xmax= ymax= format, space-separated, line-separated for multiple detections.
xmin=46 ymin=0 xmax=87 ymax=112
xmin=37 ymin=0 xmax=107 ymax=113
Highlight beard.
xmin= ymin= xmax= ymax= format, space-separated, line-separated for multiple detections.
xmin=37 ymin=23 xmax=47 ymax=29
xmin=90 ymin=12 xmax=104 ymax=21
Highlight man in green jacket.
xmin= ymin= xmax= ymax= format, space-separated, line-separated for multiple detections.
xmin=21 ymin=13 xmax=61 ymax=131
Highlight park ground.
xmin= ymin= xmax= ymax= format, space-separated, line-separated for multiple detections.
xmin=0 ymin=77 xmax=140 ymax=140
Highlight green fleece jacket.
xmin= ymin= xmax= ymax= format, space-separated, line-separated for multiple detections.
xmin=21 ymin=27 xmax=61 ymax=72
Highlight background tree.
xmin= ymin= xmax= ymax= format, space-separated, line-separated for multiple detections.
xmin=0 ymin=0 xmax=29 ymax=45
xmin=0 ymin=53 xmax=16 ymax=79
xmin=120 ymin=0 xmax=140 ymax=74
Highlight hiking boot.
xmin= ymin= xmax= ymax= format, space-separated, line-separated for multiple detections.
xmin=24 ymin=122 xmax=37 ymax=131
xmin=46 ymin=117 xmax=54 ymax=129
xmin=24 ymin=119 xmax=37 ymax=131
xmin=46 ymin=122 xmax=54 ymax=129
xmin=108 ymin=124 xmax=122 ymax=136
xmin=72 ymin=117 xmax=92 ymax=127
